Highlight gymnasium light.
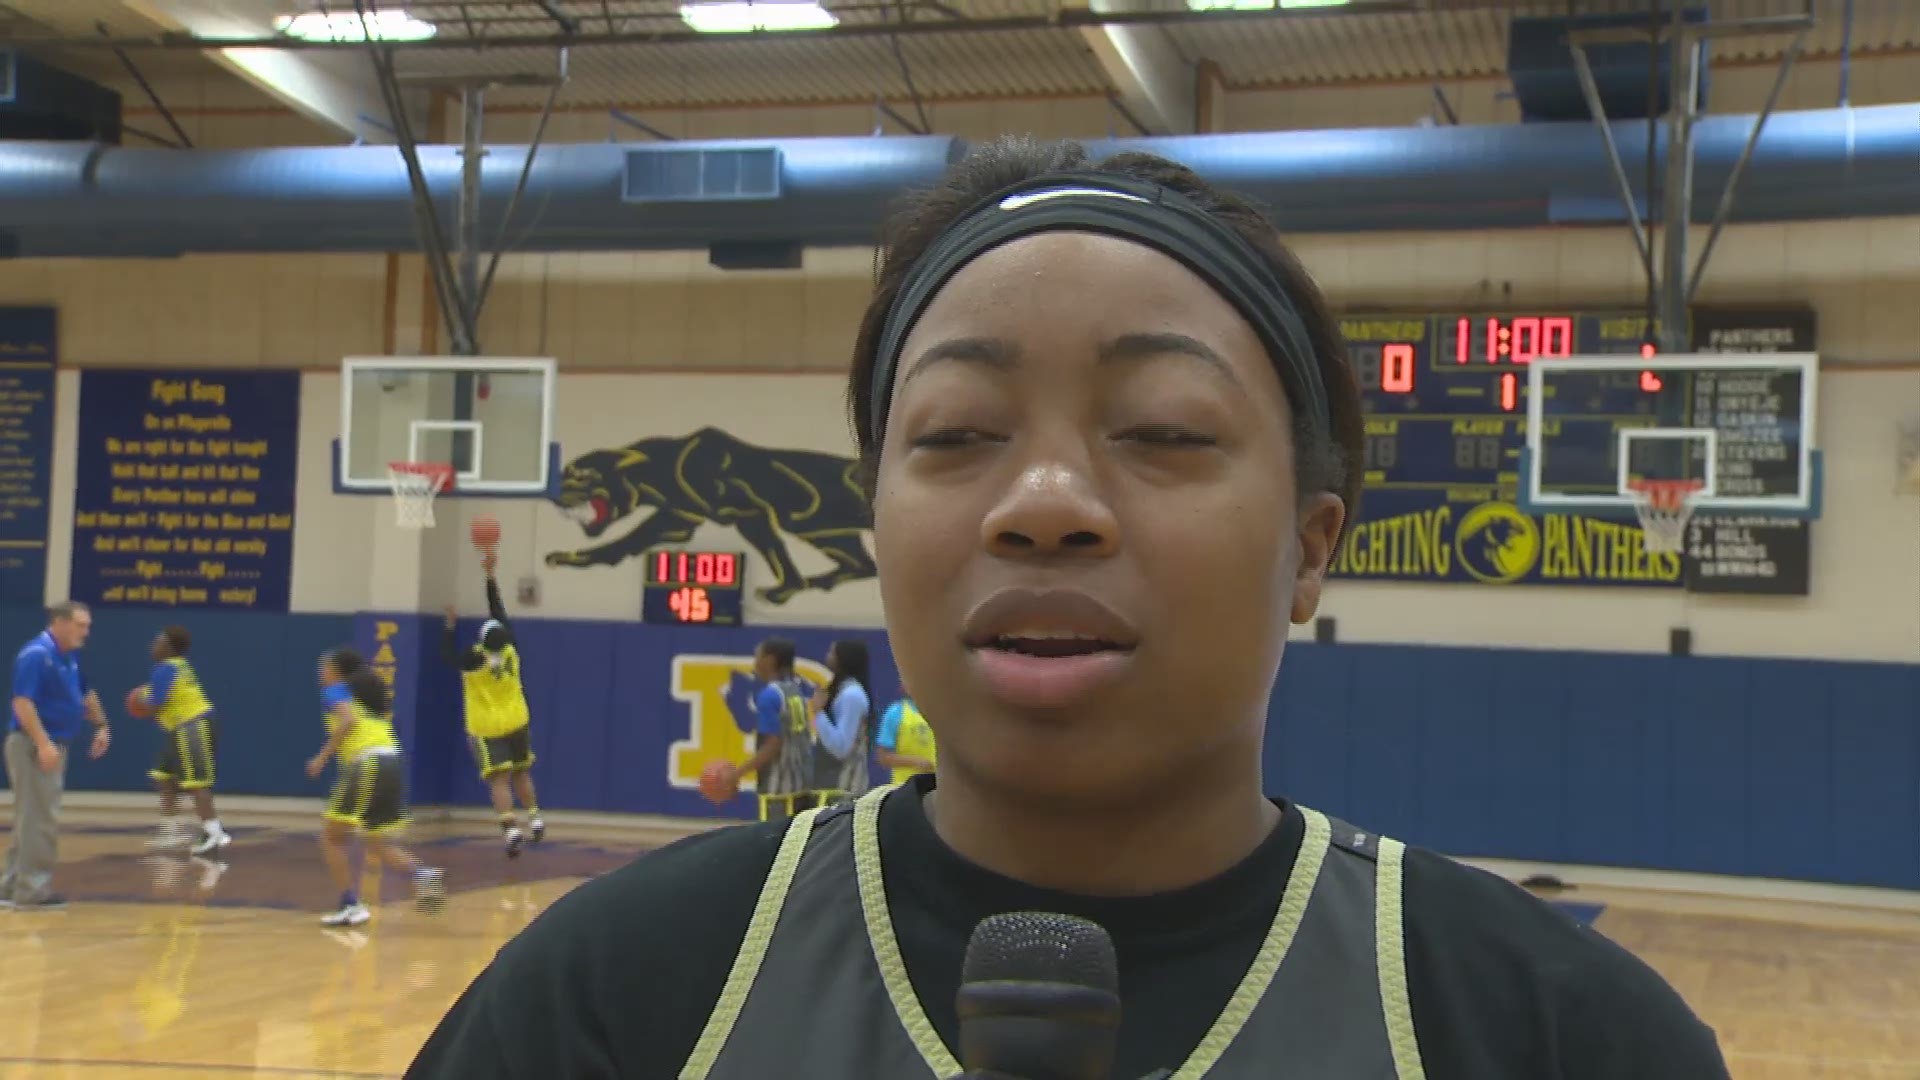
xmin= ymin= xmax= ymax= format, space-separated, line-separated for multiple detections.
xmin=272 ymin=10 xmax=438 ymax=43
xmin=679 ymin=2 xmax=840 ymax=33
xmin=1183 ymin=0 xmax=1351 ymax=9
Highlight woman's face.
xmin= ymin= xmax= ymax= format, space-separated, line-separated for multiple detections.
xmin=826 ymin=644 xmax=842 ymax=675
xmin=873 ymin=232 xmax=1344 ymax=806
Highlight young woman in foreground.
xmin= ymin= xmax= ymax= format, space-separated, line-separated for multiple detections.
xmin=409 ymin=137 xmax=1728 ymax=1079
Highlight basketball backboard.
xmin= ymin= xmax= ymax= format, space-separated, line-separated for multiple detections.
xmin=1518 ymin=352 xmax=1821 ymax=519
xmin=334 ymin=357 xmax=560 ymax=499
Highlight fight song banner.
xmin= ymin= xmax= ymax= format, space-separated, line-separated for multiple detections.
xmin=69 ymin=370 xmax=300 ymax=612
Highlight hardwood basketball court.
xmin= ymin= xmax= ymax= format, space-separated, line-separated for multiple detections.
xmin=1 ymin=808 xmax=1915 ymax=1079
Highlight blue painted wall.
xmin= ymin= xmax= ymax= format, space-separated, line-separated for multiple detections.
xmin=2 ymin=606 xmax=1913 ymax=892
xmin=0 ymin=605 xmax=352 ymax=801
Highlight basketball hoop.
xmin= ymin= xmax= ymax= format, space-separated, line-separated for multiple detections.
xmin=387 ymin=461 xmax=455 ymax=529
xmin=1627 ymin=479 xmax=1703 ymax=555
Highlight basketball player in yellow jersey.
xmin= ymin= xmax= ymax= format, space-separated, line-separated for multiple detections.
xmin=308 ymin=650 xmax=445 ymax=927
xmin=873 ymin=694 xmax=936 ymax=785
xmin=440 ymin=555 xmax=543 ymax=858
xmin=134 ymin=626 xmax=230 ymax=857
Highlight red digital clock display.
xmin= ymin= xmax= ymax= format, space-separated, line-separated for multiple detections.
xmin=649 ymin=551 xmax=739 ymax=587
xmin=664 ymin=586 xmax=712 ymax=622
xmin=1353 ymin=312 xmax=1661 ymax=413
xmin=643 ymin=550 xmax=746 ymax=626
xmin=1454 ymin=316 xmax=1574 ymax=365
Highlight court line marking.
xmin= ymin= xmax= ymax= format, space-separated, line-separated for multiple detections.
xmin=0 ymin=1056 xmax=392 ymax=1078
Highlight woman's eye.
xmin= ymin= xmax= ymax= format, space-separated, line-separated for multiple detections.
xmin=1115 ymin=424 xmax=1218 ymax=448
xmin=909 ymin=428 xmax=999 ymax=449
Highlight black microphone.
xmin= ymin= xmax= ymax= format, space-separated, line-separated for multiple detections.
xmin=949 ymin=911 xmax=1121 ymax=1080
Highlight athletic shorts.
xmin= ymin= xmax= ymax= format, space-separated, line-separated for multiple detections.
xmin=149 ymin=712 xmax=217 ymax=792
xmin=470 ymin=725 xmax=535 ymax=780
xmin=324 ymin=751 xmax=408 ymax=834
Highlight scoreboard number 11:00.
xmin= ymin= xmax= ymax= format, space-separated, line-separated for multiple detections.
xmin=641 ymin=550 xmax=746 ymax=626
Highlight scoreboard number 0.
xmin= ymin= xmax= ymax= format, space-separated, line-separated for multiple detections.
xmin=1353 ymin=343 xmax=1419 ymax=395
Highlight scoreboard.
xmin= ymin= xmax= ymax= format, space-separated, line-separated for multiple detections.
xmin=641 ymin=549 xmax=746 ymax=625
xmin=1344 ymin=311 xmax=1658 ymax=490
xmin=1330 ymin=307 xmax=1814 ymax=592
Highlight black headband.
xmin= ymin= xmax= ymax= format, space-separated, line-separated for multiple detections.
xmin=867 ymin=172 xmax=1331 ymax=448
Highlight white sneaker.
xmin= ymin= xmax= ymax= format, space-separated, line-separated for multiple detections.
xmin=320 ymin=903 xmax=371 ymax=927
xmin=190 ymin=828 xmax=231 ymax=857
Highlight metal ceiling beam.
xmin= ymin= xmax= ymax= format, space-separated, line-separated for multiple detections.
xmin=122 ymin=0 xmax=424 ymax=143
xmin=1563 ymin=0 xmax=1818 ymax=354
xmin=1076 ymin=0 xmax=1195 ymax=135
xmin=26 ymin=1 xmax=1421 ymax=50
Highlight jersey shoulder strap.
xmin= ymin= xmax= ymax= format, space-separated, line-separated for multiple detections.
xmin=1319 ymin=812 xmax=1383 ymax=863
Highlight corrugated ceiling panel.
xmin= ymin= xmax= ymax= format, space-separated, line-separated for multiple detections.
xmin=1169 ymin=9 xmax=1511 ymax=87
xmin=51 ymin=0 xmax=1920 ymax=111
xmin=411 ymin=27 xmax=1102 ymax=107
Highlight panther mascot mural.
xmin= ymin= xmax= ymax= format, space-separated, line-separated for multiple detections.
xmin=545 ymin=427 xmax=877 ymax=605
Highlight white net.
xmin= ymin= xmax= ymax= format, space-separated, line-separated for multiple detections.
xmin=387 ymin=463 xmax=453 ymax=529
xmin=1629 ymin=481 xmax=1702 ymax=555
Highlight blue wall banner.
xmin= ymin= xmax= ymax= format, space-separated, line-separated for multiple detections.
xmin=70 ymin=370 xmax=300 ymax=611
xmin=0 ymin=308 xmax=56 ymax=606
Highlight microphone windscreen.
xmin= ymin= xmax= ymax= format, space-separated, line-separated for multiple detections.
xmin=961 ymin=912 xmax=1119 ymax=994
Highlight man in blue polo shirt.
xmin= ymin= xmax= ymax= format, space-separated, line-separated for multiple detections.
xmin=2 ymin=601 xmax=111 ymax=910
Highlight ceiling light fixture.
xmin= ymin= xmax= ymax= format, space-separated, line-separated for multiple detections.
xmin=273 ymin=10 xmax=438 ymax=43
xmin=679 ymin=2 xmax=840 ymax=34
xmin=1183 ymin=0 xmax=1352 ymax=10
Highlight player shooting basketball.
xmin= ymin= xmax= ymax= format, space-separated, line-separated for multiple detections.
xmin=441 ymin=535 xmax=544 ymax=858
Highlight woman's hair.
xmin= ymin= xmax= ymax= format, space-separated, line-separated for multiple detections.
xmin=324 ymin=647 xmax=365 ymax=680
xmin=160 ymin=625 xmax=191 ymax=656
xmin=824 ymin=639 xmax=871 ymax=709
xmin=481 ymin=621 xmax=510 ymax=653
xmin=346 ymin=668 xmax=392 ymax=717
xmin=846 ymin=135 xmax=1363 ymax=523
xmin=758 ymin=637 xmax=797 ymax=675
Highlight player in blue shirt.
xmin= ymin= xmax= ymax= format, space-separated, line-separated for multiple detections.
xmin=702 ymin=638 xmax=814 ymax=818
xmin=3 ymin=602 xmax=110 ymax=910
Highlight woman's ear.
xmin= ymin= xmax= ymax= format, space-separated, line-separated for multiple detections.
xmin=1289 ymin=493 xmax=1347 ymax=624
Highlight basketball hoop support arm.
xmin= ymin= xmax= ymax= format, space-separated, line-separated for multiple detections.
xmin=354 ymin=1 xmax=567 ymax=358
xmin=1566 ymin=2 xmax=1812 ymax=352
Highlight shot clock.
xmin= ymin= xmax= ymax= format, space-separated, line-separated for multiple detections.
xmin=641 ymin=550 xmax=745 ymax=626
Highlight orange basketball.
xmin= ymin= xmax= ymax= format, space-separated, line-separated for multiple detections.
xmin=470 ymin=514 xmax=501 ymax=552
xmin=125 ymin=687 xmax=153 ymax=719
xmin=699 ymin=761 xmax=736 ymax=805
